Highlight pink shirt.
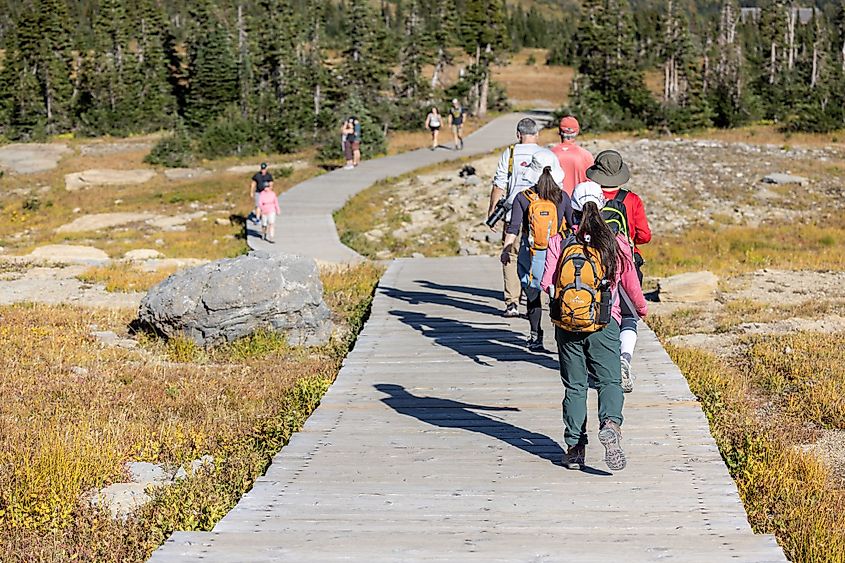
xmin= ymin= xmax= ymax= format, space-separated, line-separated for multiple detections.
xmin=551 ymin=141 xmax=594 ymax=196
xmin=540 ymin=233 xmax=648 ymax=325
xmin=258 ymin=189 xmax=280 ymax=215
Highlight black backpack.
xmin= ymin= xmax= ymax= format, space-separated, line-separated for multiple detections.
xmin=602 ymin=189 xmax=631 ymax=244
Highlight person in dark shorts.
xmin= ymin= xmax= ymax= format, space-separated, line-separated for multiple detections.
xmin=250 ymin=162 xmax=274 ymax=221
xmin=425 ymin=107 xmax=442 ymax=150
xmin=448 ymin=99 xmax=466 ymax=150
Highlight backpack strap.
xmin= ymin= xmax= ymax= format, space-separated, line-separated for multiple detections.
xmin=613 ymin=189 xmax=628 ymax=202
xmin=506 ymin=144 xmax=515 ymax=184
xmin=524 ymin=189 xmax=538 ymax=203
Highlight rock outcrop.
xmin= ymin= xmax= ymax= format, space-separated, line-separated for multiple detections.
xmin=657 ymin=271 xmax=719 ymax=303
xmin=65 ymin=169 xmax=156 ymax=191
xmin=0 ymin=143 xmax=71 ymax=174
xmin=138 ymin=251 xmax=332 ymax=347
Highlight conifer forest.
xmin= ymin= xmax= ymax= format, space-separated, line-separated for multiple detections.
xmin=0 ymin=0 xmax=844 ymax=161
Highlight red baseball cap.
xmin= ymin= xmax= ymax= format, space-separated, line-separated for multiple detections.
xmin=559 ymin=116 xmax=580 ymax=134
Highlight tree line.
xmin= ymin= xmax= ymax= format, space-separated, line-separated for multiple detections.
xmin=569 ymin=0 xmax=845 ymax=133
xmin=0 ymin=0 xmax=561 ymax=163
xmin=0 ymin=0 xmax=843 ymax=165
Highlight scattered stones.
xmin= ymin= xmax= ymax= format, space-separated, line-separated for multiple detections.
xmin=0 ymin=143 xmax=71 ymax=174
xmin=65 ymin=169 xmax=157 ymax=191
xmin=761 ymin=172 xmax=809 ymax=186
xmin=26 ymin=245 xmax=109 ymax=264
xmin=57 ymin=212 xmax=156 ymax=234
xmin=164 ymin=168 xmax=212 ymax=181
xmin=138 ymin=251 xmax=333 ymax=347
xmin=124 ymin=249 xmax=164 ymax=261
xmin=657 ymin=271 xmax=719 ymax=303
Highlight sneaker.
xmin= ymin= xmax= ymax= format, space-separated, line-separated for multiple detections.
xmin=621 ymin=356 xmax=634 ymax=393
xmin=502 ymin=303 xmax=519 ymax=318
xmin=598 ymin=420 xmax=626 ymax=471
xmin=527 ymin=329 xmax=546 ymax=352
xmin=562 ymin=444 xmax=585 ymax=470
xmin=343 ymin=164 xmax=354 ymax=170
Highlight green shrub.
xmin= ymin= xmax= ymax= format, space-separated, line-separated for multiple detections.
xmin=197 ymin=105 xmax=269 ymax=159
xmin=144 ymin=124 xmax=194 ymax=168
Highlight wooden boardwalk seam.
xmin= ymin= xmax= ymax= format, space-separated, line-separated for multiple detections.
xmin=151 ymin=116 xmax=787 ymax=562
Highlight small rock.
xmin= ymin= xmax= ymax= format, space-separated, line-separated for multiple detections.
xmin=127 ymin=461 xmax=172 ymax=485
xmin=91 ymin=330 xmax=119 ymax=346
xmin=761 ymin=173 xmax=808 ymax=186
xmin=116 ymin=339 xmax=139 ymax=349
xmin=164 ymin=168 xmax=212 ymax=181
xmin=174 ymin=454 xmax=215 ymax=480
xmin=411 ymin=252 xmax=425 ymax=259
xmin=154 ymin=239 xmax=165 ymax=247
xmin=70 ymin=366 xmax=89 ymax=376
xmin=124 ymin=248 xmax=164 ymax=261
xmin=89 ymin=483 xmax=150 ymax=520
xmin=215 ymin=218 xmax=230 ymax=226
xmin=72 ymin=207 xmax=81 ymax=214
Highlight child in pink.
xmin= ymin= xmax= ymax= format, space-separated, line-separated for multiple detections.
xmin=258 ymin=188 xmax=280 ymax=243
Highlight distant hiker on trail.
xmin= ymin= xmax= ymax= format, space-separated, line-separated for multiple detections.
xmin=541 ymin=181 xmax=647 ymax=472
xmin=448 ymin=99 xmax=467 ymax=150
xmin=587 ymin=150 xmax=652 ymax=393
xmin=425 ymin=107 xmax=442 ymax=150
xmin=551 ymin=116 xmax=594 ymax=197
xmin=352 ymin=117 xmax=362 ymax=166
xmin=341 ymin=118 xmax=355 ymax=170
xmin=487 ymin=117 xmax=564 ymax=318
xmin=250 ymin=162 xmax=274 ymax=222
xmin=258 ymin=183 xmax=280 ymax=243
xmin=501 ymin=150 xmax=573 ymax=351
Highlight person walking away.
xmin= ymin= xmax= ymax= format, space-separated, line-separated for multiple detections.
xmin=250 ymin=162 xmax=274 ymax=222
xmin=448 ymin=99 xmax=467 ymax=150
xmin=540 ymin=181 xmax=647 ymax=471
xmin=352 ymin=118 xmax=362 ymax=166
xmin=341 ymin=118 xmax=355 ymax=169
xmin=551 ymin=116 xmax=594 ymax=197
xmin=502 ymin=155 xmax=573 ymax=351
xmin=587 ymin=150 xmax=652 ymax=393
xmin=425 ymin=107 xmax=442 ymax=150
xmin=488 ymin=118 xmax=563 ymax=317
xmin=258 ymin=184 xmax=281 ymax=243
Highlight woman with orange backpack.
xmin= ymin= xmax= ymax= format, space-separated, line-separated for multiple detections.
xmin=540 ymin=181 xmax=647 ymax=472
xmin=501 ymin=149 xmax=572 ymax=352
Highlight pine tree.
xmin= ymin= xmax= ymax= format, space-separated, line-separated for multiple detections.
xmin=706 ymin=0 xmax=756 ymax=127
xmin=428 ymin=0 xmax=455 ymax=90
xmin=459 ymin=0 xmax=509 ymax=116
xmin=395 ymin=0 xmax=430 ymax=100
xmin=340 ymin=0 xmax=394 ymax=97
xmin=183 ymin=1 xmax=239 ymax=130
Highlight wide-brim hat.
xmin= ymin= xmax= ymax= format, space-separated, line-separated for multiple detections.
xmin=586 ymin=150 xmax=630 ymax=187
xmin=524 ymin=148 xmax=565 ymax=187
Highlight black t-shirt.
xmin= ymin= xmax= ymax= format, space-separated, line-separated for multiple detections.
xmin=252 ymin=171 xmax=273 ymax=192
xmin=450 ymin=106 xmax=465 ymax=125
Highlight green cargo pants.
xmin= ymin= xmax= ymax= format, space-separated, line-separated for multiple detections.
xmin=555 ymin=320 xmax=624 ymax=447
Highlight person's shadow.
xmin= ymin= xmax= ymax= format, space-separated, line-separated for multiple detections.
xmin=375 ymin=384 xmax=611 ymax=475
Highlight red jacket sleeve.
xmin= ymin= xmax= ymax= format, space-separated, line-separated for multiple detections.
xmin=629 ymin=193 xmax=651 ymax=248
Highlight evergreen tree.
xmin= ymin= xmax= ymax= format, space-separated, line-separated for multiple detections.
xmin=183 ymin=1 xmax=239 ymax=130
xmin=428 ymin=0 xmax=455 ymax=90
xmin=706 ymin=0 xmax=756 ymax=127
xmin=459 ymin=0 xmax=509 ymax=116
xmin=395 ymin=0 xmax=430 ymax=100
xmin=340 ymin=0 xmax=394 ymax=97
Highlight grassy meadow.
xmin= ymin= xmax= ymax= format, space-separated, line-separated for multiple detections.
xmin=0 ymin=262 xmax=382 ymax=561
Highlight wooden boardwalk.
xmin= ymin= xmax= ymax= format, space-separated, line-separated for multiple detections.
xmin=151 ymin=114 xmax=786 ymax=561
xmin=152 ymin=257 xmax=785 ymax=561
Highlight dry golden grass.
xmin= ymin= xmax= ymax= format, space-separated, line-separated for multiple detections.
xmin=386 ymin=116 xmax=492 ymax=156
xmin=78 ymin=263 xmax=181 ymax=293
xmin=665 ymin=344 xmax=845 ymax=562
xmin=491 ymin=50 xmax=573 ymax=109
xmin=0 ymin=263 xmax=382 ymax=561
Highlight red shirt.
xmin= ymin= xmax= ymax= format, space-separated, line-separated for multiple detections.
xmin=551 ymin=141 xmax=594 ymax=196
xmin=602 ymin=188 xmax=651 ymax=254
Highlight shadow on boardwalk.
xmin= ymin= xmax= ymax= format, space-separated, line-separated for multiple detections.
xmin=390 ymin=308 xmax=558 ymax=369
xmin=382 ymin=284 xmax=502 ymax=317
xmin=375 ymin=384 xmax=565 ymax=465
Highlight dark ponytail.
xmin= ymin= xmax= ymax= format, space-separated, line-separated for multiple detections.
xmin=535 ymin=167 xmax=562 ymax=204
xmin=577 ymin=201 xmax=621 ymax=282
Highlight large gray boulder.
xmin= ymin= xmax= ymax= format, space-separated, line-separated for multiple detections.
xmin=138 ymin=251 xmax=332 ymax=347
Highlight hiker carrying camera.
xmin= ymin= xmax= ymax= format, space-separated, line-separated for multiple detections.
xmin=487 ymin=117 xmax=563 ymax=318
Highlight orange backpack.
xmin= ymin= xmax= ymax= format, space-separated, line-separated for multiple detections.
xmin=549 ymin=235 xmax=612 ymax=333
xmin=524 ymin=190 xmax=563 ymax=252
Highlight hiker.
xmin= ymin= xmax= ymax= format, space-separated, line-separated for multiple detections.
xmin=250 ymin=162 xmax=274 ymax=222
xmin=541 ymin=181 xmax=647 ymax=471
xmin=424 ymin=107 xmax=442 ymax=150
xmin=352 ymin=117 xmax=362 ymax=166
xmin=448 ymin=99 xmax=466 ymax=150
xmin=341 ymin=118 xmax=355 ymax=170
xmin=488 ymin=118 xmax=563 ymax=318
xmin=501 ymin=151 xmax=572 ymax=351
xmin=587 ymin=150 xmax=651 ymax=393
xmin=551 ymin=116 xmax=594 ymax=196
xmin=257 ymin=182 xmax=280 ymax=243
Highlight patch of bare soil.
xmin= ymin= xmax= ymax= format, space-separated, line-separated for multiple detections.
xmin=0 ymin=263 xmax=141 ymax=308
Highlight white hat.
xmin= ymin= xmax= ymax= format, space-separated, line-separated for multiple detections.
xmin=524 ymin=148 xmax=565 ymax=187
xmin=571 ymin=181 xmax=605 ymax=211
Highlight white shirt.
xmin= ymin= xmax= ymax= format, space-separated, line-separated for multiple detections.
xmin=493 ymin=143 xmax=554 ymax=221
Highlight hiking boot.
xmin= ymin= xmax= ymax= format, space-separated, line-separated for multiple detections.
xmin=598 ymin=420 xmax=626 ymax=471
xmin=562 ymin=444 xmax=585 ymax=470
xmin=527 ymin=329 xmax=546 ymax=352
xmin=502 ymin=303 xmax=519 ymax=318
xmin=621 ymin=355 xmax=634 ymax=393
